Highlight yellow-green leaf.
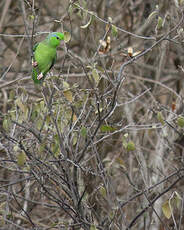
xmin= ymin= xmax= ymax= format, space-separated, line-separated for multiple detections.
xmin=96 ymin=65 xmax=105 ymax=72
xmin=124 ymin=133 xmax=129 ymax=138
xmin=52 ymin=143 xmax=60 ymax=157
xmin=148 ymin=11 xmax=158 ymax=22
xmin=73 ymin=113 xmax=77 ymax=122
xmin=174 ymin=191 xmax=182 ymax=209
xmin=24 ymin=107 xmax=29 ymax=120
xmin=15 ymin=98 xmax=26 ymax=113
xmin=50 ymin=223 xmax=57 ymax=228
xmin=9 ymin=110 xmax=16 ymax=120
xmin=179 ymin=0 xmax=184 ymax=6
xmin=9 ymin=90 xmax=15 ymax=100
xmin=39 ymin=143 xmax=46 ymax=155
xmin=63 ymin=90 xmax=73 ymax=102
xmin=40 ymin=101 xmax=45 ymax=111
xmin=63 ymin=31 xmax=71 ymax=43
xmin=122 ymin=134 xmax=128 ymax=148
xmin=63 ymin=81 xmax=70 ymax=89
xmin=13 ymin=145 xmax=19 ymax=152
xmin=92 ymin=68 xmax=100 ymax=85
xmin=3 ymin=119 xmax=9 ymax=130
xmin=177 ymin=116 xmax=184 ymax=127
xmin=162 ymin=201 xmax=172 ymax=219
xmin=157 ymin=111 xmax=165 ymax=125
xmin=72 ymin=133 xmax=78 ymax=146
xmin=116 ymin=157 xmax=126 ymax=170
xmin=90 ymin=225 xmax=97 ymax=230
xmin=29 ymin=15 xmax=35 ymax=20
xmin=46 ymin=115 xmax=51 ymax=126
xmin=100 ymin=186 xmax=106 ymax=198
xmin=68 ymin=4 xmax=74 ymax=14
xmin=126 ymin=141 xmax=135 ymax=151
xmin=95 ymin=107 xmax=103 ymax=114
xmin=17 ymin=151 xmax=26 ymax=167
xmin=36 ymin=119 xmax=43 ymax=130
xmin=108 ymin=16 xmax=113 ymax=23
xmin=81 ymin=15 xmax=92 ymax=29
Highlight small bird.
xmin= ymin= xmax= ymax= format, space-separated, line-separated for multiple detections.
xmin=32 ymin=32 xmax=64 ymax=84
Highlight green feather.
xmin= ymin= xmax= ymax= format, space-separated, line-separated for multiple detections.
xmin=32 ymin=32 xmax=64 ymax=84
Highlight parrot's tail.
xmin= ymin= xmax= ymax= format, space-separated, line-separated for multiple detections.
xmin=32 ymin=68 xmax=43 ymax=84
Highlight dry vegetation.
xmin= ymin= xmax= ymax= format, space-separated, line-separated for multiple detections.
xmin=1 ymin=0 xmax=184 ymax=229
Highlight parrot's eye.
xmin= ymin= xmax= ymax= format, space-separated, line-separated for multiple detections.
xmin=56 ymin=36 xmax=60 ymax=40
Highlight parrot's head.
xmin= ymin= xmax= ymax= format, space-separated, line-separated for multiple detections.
xmin=47 ymin=32 xmax=64 ymax=48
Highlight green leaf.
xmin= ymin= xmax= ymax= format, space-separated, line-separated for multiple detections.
xmin=157 ymin=16 xmax=163 ymax=30
xmin=112 ymin=25 xmax=118 ymax=37
xmin=81 ymin=126 xmax=87 ymax=137
xmin=100 ymin=125 xmax=115 ymax=132
xmin=52 ymin=136 xmax=60 ymax=157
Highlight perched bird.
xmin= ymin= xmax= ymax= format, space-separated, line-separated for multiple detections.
xmin=32 ymin=32 xmax=64 ymax=84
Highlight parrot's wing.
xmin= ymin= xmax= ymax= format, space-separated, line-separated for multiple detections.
xmin=32 ymin=43 xmax=42 ymax=84
xmin=33 ymin=43 xmax=39 ymax=52
xmin=31 ymin=43 xmax=39 ymax=63
xmin=49 ymin=53 xmax=57 ymax=71
xmin=32 ymin=43 xmax=39 ymax=61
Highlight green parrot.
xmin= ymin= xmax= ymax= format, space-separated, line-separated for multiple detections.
xmin=32 ymin=32 xmax=64 ymax=84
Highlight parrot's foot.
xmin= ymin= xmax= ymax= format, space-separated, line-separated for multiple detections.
xmin=32 ymin=60 xmax=38 ymax=67
xmin=37 ymin=73 xmax=44 ymax=80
